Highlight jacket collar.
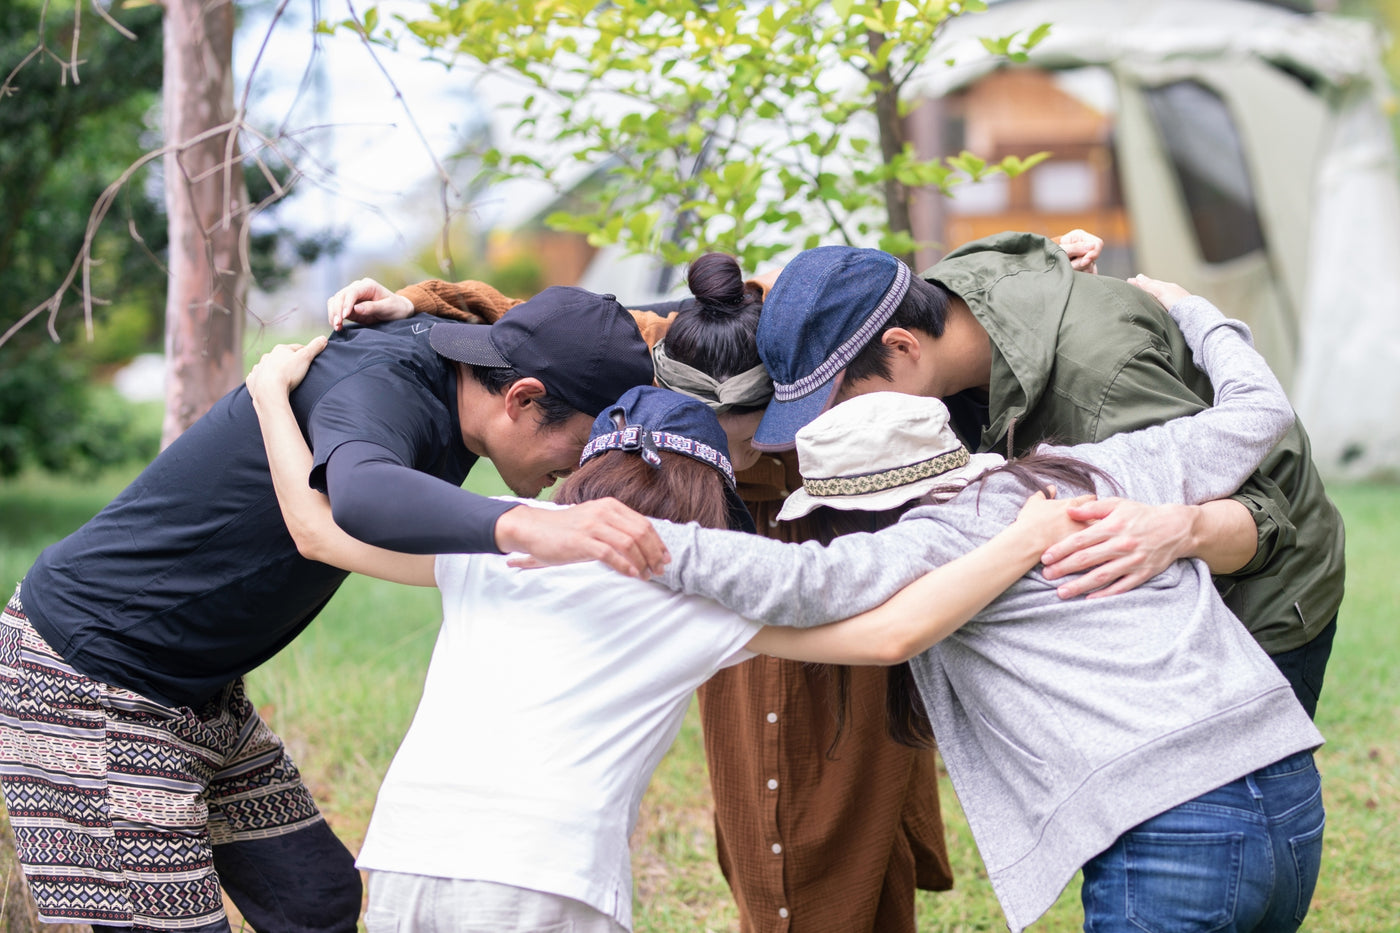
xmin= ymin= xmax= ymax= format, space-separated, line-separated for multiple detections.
xmin=923 ymin=231 xmax=1075 ymax=455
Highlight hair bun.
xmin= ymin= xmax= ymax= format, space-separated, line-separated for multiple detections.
xmin=688 ymin=253 xmax=749 ymax=314
xmin=664 ymin=252 xmax=765 ymax=382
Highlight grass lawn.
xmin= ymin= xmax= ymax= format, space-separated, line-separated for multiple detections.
xmin=1 ymin=466 xmax=1396 ymax=931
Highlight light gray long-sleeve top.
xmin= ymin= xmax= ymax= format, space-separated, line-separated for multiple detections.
xmin=653 ymin=296 xmax=1325 ymax=931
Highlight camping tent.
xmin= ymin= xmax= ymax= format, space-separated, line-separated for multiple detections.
xmin=909 ymin=0 xmax=1400 ymax=479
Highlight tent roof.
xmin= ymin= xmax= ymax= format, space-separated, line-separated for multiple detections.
xmin=911 ymin=0 xmax=1386 ymax=97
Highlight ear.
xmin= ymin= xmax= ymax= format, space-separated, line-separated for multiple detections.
xmin=502 ymin=377 xmax=548 ymax=422
xmin=881 ymin=327 xmax=923 ymax=363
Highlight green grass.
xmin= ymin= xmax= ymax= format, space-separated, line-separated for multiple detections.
xmin=1 ymin=474 xmax=1397 ymax=931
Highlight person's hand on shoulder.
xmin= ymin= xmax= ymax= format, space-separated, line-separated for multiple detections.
xmin=497 ymin=497 xmax=671 ymax=579
xmin=246 ymin=337 xmax=328 ymax=403
xmin=327 ymin=277 xmax=415 ymax=331
xmin=1127 ymin=273 xmax=1191 ymax=310
xmin=1014 ymin=488 xmax=1096 ymax=554
xmin=1040 ymin=497 xmax=1197 ymax=599
xmin=1057 ymin=228 xmax=1103 ymax=273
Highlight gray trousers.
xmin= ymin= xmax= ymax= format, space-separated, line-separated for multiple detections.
xmin=364 ymin=872 xmax=628 ymax=933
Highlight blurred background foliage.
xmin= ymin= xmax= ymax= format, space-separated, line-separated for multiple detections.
xmin=0 ymin=0 xmax=165 ymax=477
xmin=3 ymin=0 xmax=1400 ymax=479
xmin=0 ymin=0 xmax=340 ymax=478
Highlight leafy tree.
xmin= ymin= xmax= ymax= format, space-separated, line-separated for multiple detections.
xmin=0 ymin=0 xmax=342 ymax=476
xmin=342 ymin=0 xmax=1049 ymax=270
xmin=0 ymin=0 xmax=166 ymax=477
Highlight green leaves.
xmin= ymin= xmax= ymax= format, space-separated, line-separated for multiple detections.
xmin=978 ymin=22 xmax=1052 ymax=63
xmin=388 ymin=1 xmax=1054 ymax=271
xmin=1000 ymin=151 xmax=1052 ymax=176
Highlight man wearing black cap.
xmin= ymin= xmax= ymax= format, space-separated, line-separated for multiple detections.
xmin=0 ymin=287 xmax=662 ymax=932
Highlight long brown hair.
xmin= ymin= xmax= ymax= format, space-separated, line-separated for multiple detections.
xmin=812 ymin=447 xmax=1120 ymax=751
xmin=555 ymin=450 xmax=731 ymax=530
xmin=802 ymin=502 xmax=928 ymax=755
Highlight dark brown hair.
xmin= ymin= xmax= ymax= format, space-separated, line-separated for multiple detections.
xmin=555 ymin=450 xmax=731 ymax=530
xmin=802 ymin=501 xmax=930 ymax=755
xmin=468 ymin=363 xmax=578 ymax=428
xmin=843 ymin=275 xmax=952 ymax=384
xmin=664 ymin=252 xmax=765 ymax=388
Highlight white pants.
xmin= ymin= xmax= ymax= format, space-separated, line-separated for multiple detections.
xmin=364 ymin=871 xmax=628 ymax=933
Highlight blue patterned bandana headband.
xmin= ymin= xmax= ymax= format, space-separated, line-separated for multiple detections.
xmin=580 ymin=424 xmax=737 ymax=490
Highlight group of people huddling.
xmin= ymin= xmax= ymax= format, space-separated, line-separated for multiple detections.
xmin=1 ymin=229 xmax=1342 ymax=933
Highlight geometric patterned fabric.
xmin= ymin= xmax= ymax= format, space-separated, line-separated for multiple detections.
xmin=0 ymin=588 xmax=324 ymax=928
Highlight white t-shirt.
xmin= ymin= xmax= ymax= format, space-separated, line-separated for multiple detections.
xmin=355 ymin=503 xmax=761 ymax=930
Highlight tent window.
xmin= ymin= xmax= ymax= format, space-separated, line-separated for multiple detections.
xmin=1031 ymin=160 xmax=1098 ymax=213
xmin=1144 ymin=81 xmax=1265 ymax=264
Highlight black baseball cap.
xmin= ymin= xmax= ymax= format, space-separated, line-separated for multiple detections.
xmin=429 ymin=286 xmax=655 ymax=416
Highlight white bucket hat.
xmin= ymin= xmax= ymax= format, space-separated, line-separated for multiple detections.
xmin=776 ymin=391 xmax=1006 ymax=521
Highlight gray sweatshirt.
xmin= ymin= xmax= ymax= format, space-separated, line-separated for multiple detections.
xmin=653 ymin=296 xmax=1325 ymax=931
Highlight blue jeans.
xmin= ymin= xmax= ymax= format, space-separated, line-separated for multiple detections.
xmin=1082 ymin=750 xmax=1324 ymax=932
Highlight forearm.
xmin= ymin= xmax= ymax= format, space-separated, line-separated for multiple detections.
xmin=1171 ymin=298 xmax=1296 ymax=497
xmin=249 ymin=388 xmax=435 ymax=586
xmin=1094 ymin=298 xmax=1294 ymax=507
xmin=659 ymin=494 xmax=1078 ymax=630
xmin=655 ymin=519 xmax=933 ymax=628
xmin=747 ymin=519 xmax=1049 ymax=664
xmin=1185 ymin=498 xmax=1258 ymax=574
xmin=325 ymin=447 xmax=514 ymax=554
xmin=397 ymin=279 xmax=521 ymax=322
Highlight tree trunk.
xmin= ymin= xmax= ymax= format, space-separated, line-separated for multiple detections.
xmin=161 ymin=0 xmax=247 ymax=448
xmin=867 ymin=30 xmax=914 ymax=269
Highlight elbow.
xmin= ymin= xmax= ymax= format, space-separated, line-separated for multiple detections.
xmin=869 ymin=627 xmax=923 ymax=666
xmin=329 ymin=493 xmax=378 ymax=547
xmin=1273 ymin=405 xmax=1297 ymax=445
xmin=288 ymin=522 xmax=335 ymax=564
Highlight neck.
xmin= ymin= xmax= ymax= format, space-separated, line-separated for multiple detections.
xmin=453 ymin=363 xmax=494 ymax=457
xmin=932 ymin=297 xmax=993 ymax=396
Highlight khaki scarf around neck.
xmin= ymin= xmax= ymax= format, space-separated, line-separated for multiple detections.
xmin=652 ymin=340 xmax=774 ymax=414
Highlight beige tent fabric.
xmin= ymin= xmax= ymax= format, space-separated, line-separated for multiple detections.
xmin=1294 ymin=82 xmax=1400 ymax=477
xmin=906 ymin=0 xmax=1400 ymax=478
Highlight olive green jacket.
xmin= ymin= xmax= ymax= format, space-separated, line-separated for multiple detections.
xmin=926 ymin=232 xmax=1344 ymax=654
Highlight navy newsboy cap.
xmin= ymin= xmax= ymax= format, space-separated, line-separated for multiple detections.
xmin=752 ymin=246 xmax=911 ymax=450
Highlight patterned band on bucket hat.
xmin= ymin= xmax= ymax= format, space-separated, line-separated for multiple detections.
xmin=776 ymin=391 xmax=1006 ymax=522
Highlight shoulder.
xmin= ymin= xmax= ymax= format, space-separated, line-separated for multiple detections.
xmin=303 ymin=323 xmax=456 ymax=415
xmin=1048 ymin=275 xmax=1186 ymax=397
xmin=315 ymin=317 xmax=453 ymax=378
xmin=1060 ymin=274 xmax=1175 ymax=348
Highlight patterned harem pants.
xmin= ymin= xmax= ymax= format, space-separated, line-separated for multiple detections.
xmin=0 ymin=587 xmax=360 ymax=931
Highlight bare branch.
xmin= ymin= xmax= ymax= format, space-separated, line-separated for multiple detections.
xmin=238 ymin=0 xmax=293 ymax=116
xmin=66 ymin=0 xmax=81 ymax=83
xmin=5 ymin=0 xmax=504 ymax=349
xmin=90 ymin=0 xmax=137 ymax=41
xmin=1 ymin=119 xmax=237 ymax=350
xmin=346 ymin=0 xmax=460 ymax=267
xmin=1 ymin=47 xmax=45 ymax=98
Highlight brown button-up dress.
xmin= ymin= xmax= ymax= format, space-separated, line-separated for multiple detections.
xmin=397 ymin=279 xmax=953 ymax=932
xmin=706 ymin=454 xmax=951 ymax=933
